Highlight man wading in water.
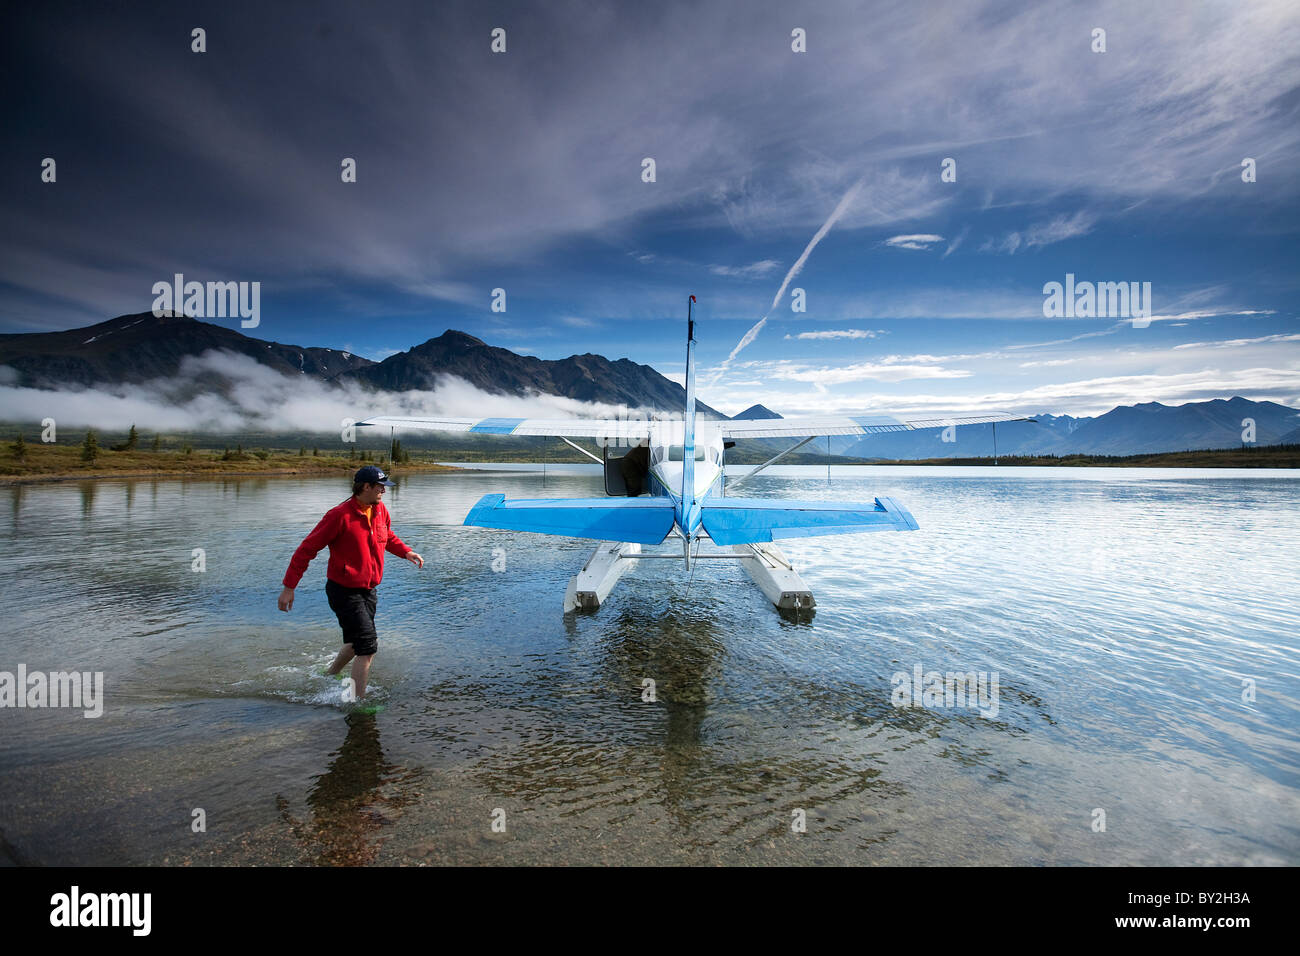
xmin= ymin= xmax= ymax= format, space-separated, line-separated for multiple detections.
xmin=278 ymin=466 xmax=423 ymax=700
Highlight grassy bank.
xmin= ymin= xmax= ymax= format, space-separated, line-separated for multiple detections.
xmin=0 ymin=440 xmax=456 ymax=484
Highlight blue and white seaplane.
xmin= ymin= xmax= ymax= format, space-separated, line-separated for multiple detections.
xmin=359 ymin=297 xmax=1027 ymax=612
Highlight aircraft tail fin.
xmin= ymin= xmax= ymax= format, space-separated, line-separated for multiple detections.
xmin=682 ymin=295 xmax=697 ymax=509
xmin=699 ymin=496 xmax=918 ymax=546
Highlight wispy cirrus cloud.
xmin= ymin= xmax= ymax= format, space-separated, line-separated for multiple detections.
xmin=1018 ymin=358 xmax=1080 ymax=368
xmin=784 ymin=329 xmax=885 ymax=340
xmin=709 ymin=259 xmax=782 ymax=279
xmin=740 ymin=358 xmax=974 ymax=385
xmin=1173 ymin=332 xmax=1300 ymax=350
xmin=980 ymin=211 xmax=1098 ymax=255
xmin=1024 ymin=211 xmax=1097 ymax=248
xmin=884 ymin=234 xmax=945 ymax=251
xmin=942 ymin=226 xmax=970 ymax=259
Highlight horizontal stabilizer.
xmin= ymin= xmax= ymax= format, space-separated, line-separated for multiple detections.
xmin=464 ymin=494 xmax=675 ymax=544
xmin=700 ymin=496 xmax=918 ymax=546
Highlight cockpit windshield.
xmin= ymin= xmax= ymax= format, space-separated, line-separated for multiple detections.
xmin=666 ymin=445 xmax=707 ymax=462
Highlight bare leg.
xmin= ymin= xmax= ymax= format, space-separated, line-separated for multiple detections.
xmin=351 ymin=654 xmax=374 ymax=699
xmin=328 ymin=644 xmax=356 ymax=675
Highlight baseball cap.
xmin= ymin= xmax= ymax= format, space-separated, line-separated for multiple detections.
xmin=354 ymin=465 xmax=396 ymax=487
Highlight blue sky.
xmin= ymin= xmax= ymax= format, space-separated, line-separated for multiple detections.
xmin=3 ymin=0 xmax=1298 ymax=419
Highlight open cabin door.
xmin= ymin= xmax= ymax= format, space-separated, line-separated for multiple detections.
xmin=603 ymin=443 xmax=630 ymax=497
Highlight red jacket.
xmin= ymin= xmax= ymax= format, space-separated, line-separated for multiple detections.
xmin=283 ymin=497 xmax=412 ymax=590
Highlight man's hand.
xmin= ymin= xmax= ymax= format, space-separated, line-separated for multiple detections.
xmin=278 ymin=586 xmax=295 ymax=612
xmin=405 ymin=551 xmax=424 ymax=569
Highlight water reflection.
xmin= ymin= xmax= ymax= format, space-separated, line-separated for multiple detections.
xmin=278 ymin=713 xmax=415 ymax=866
xmin=603 ymin=606 xmax=726 ymax=824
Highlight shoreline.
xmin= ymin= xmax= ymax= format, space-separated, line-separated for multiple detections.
xmin=0 ymin=462 xmax=459 ymax=486
xmin=7 ymin=458 xmax=1300 ymax=485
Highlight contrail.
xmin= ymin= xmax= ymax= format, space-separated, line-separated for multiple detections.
xmin=714 ymin=176 xmax=865 ymax=378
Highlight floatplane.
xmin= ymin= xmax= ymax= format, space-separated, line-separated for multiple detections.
xmin=359 ymin=297 xmax=1028 ymax=613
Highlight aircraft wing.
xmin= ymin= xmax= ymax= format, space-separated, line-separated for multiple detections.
xmin=356 ymin=415 xmax=674 ymax=441
xmin=700 ymin=496 xmax=918 ymax=546
xmin=718 ymin=411 xmax=1031 ymax=440
xmin=465 ymin=494 xmax=676 ymax=544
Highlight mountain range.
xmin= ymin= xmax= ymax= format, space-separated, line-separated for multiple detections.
xmin=1 ymin=311 xmax=1295 ymax=457
xmin=836 ymin=398 xmax=1299 ymax=459
xmin=0 ymin=311 xmax=374 ymax=386
xmin=0 ymin=311 xmax=721 ymax=419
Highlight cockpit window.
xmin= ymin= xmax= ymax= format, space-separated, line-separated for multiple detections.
xmin=667 ymin=445 xmax=707 ymax=462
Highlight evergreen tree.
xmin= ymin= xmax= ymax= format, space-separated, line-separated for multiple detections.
xmin=313 ymin=447 xmax=319 ymax=457
xmin=11 ymin=433 xmax=26 ymax=460
xmin=126 ymin=424 xmax=139 ymax=450
xmin=81 ymin=429 xmax=98 ymax=462
xmin=151 ymin=434 xmax=161 ymax=452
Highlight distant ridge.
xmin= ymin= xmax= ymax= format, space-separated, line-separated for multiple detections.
xmin=338 ymin=329 xmax=723 ymax=417
xmin=732 ymin=404 xmax=783 ymax=420
xmin=828 ymin=396 xmax=1298 ymax=459
xmin=0 ymin=311 xmax=373 ymax=387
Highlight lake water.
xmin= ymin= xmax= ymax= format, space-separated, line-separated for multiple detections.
xmin=1 ymin=467 xmax=1297 ymax=865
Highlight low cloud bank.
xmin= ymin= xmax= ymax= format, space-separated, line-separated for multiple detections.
xmin=0 ymin=349 xmax=640 ymax=434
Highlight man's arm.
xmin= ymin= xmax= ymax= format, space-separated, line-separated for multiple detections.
xmin=279 ymin=509 xmax=341 ymax=611
xmin=386 ymin=528 xmax=423 ymax=569
xmin=384 ymin=528 xmax=411 ymax=559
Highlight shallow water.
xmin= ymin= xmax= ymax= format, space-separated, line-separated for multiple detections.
xmin=1 ymin=469 xmax=1297 ymax=865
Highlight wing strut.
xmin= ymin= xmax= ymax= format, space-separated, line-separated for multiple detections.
xmin=726 ymin=436 xmax=816 ymax=494
xmin=560 ymin=436 xmax=602 ymax=464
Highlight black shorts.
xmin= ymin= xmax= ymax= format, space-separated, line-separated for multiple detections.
xmin=325 ymin=578 xmax=378 ymax=656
